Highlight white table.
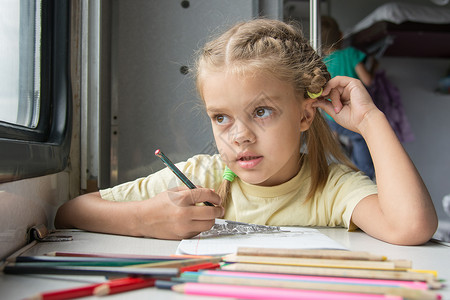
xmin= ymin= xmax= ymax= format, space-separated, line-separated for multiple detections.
xmin=1 ymin=228 xmax=449 ymax=299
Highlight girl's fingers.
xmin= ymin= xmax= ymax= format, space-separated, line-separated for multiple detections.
xmin=325 ymin=76 xmax=372 ymax=103
xmin=320 ymin=76 xmax=380 ymax=133
xmin=313 ymin=97 xmax=334 ymax=116
xmin=178 ymin=219 xmax=218 ymax=239
xmin=322 ymin=76 xmax=369 ymax=115
xmin=328 ymin=88 xmax=344 ymax=113
xmin=189 ymin=205 xmax=224 ymax=221
xmin=314 ymin=88 xmax=344 ymax=117
xmin=323 ymin=75 xmax=355 ymax=95
xmin=174 ymin=205 xmax=223 ymax=238
xmin=169 ymin=187 xmax=221 ymax=207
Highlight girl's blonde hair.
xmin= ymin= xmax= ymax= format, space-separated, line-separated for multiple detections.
xmin=195 ymin=18 xmax=356 ymax=206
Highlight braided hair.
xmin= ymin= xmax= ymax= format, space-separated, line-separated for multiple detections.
xmin=195 ymin=18 xmax=356 ymax=206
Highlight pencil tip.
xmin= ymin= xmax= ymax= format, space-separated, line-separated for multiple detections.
xmin=93 ymin=285 xmax=109 ymax=296
xmin=23 ymin=295 xmax=42 ymax=300
xmin=171 ymin=283 xmax=185 ymax=293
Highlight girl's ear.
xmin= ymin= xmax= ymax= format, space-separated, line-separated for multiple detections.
xmin=300 ymin=98 xmax=316 ymax=132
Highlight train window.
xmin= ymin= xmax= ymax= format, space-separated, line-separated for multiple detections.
xmin=0 ymin=0 xmax=41 ymax=128
xmin=0 ymin=0 xmax=71 ymax=183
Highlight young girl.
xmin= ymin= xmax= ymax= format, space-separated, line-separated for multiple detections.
xmin=55 ymin=18 xmax=437 ymax=245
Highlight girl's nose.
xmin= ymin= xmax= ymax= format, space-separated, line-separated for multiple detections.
xmin=232 ymin=121 xmax=256 ymax=146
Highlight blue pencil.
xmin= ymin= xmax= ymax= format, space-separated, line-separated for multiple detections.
xmin=154 ymin=149 xmax=214 ymax=206
xmin=2 ymin=264 xmax=179 ymax=277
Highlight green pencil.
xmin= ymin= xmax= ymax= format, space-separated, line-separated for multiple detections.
xmin=8 ymin=256 xmax=181 ymax=267
xmin=155 ymin=149 xmax=214 ymax=206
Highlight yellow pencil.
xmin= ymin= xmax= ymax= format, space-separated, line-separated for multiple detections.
xmin=237 ymin=247 xmax=387 ymax=261
xmin=222 ymin=263 xmax=442 ymax=288
xmin=223 ymin=254 xmax=411 ymax=270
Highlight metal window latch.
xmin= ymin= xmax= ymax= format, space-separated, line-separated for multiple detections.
xmin=27 ymin=224 xmax=73 ymax=243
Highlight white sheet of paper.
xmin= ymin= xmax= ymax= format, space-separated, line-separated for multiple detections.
xmin=176 ymin=220 xmax=347 ymax=256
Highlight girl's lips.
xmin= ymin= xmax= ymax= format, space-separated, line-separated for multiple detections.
xmin=237 ymin=155 xmax=263 ymax=169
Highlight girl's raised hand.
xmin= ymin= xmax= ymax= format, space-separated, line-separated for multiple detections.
xmin=314 ymin=78 xmax=437 ymax=245
xmin=313 ymin=76 xmax=379 ymax=134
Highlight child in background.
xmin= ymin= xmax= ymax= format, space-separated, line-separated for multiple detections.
xmin=55 ymin=18 xmax=437 ymax=245
xmin=321 ymin=16 xmax=376 ymax=179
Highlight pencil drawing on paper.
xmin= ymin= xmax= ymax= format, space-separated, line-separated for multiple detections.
xmin=195 ymin=219 xmax=288 ymax=238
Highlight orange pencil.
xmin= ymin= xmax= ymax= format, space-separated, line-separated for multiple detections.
xmin=93 ymin=277 xmax=156 ymax=296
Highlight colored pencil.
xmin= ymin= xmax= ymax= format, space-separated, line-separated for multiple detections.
xmin=93 ymin=277 xmax=155 ymax=296
xmin=172 ymin=282 xmax=404 ymax=300
xmin=25 ymin=277 xmax=133 ymax=300
xmin=155 ymin=279 xmax=179 ymax=290
xmin=10 ymin=255 xmax=179 ymax=263
xmin=154 ymin=149 xmax=214 ymax=206
xmin=126 ymin=256 xmax=222 ymax=269
xmin=26 ymin=283 xmax=100 ymax=300
xmin=222 ymin=263 xmax=441 ymax=287
xmin=8 ymin=256 xmax=179 ymax=267
xmin=11 ymin=261 xmax=161 ymax=267
xmin=409 ymin=268 xmax=439 ymax=277
xmin=223 ymin=253 xmax=411 ymax=270
xmin=183 ymin=270 xmax=430 ymax=290
xmin=1 ymin=264 xmax=178 ymax=277
xmin=179 ymin=262 xmax=221 ymax=273
xmin=46 ymin=251 xmax=205 ymax=259
xmin=176 ymin=272 xmax=440 ymax=299
xmin=237 ymin=247 xmax=388 ymax=261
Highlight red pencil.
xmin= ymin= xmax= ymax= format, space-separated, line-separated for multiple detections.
xmin=26 ymin=284 xmax=98 ymax=300
xmin=25 ymin=277 xmax=132 ymax=300
xmin=93 ymin=277 xmax=156 ymax=296
xmin=179 ymin=262 xmax=221 ymax=273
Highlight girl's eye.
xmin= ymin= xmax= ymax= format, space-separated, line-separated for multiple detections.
xmin=254 ymin=107 xmax=273 ymax=119
xmin=215 ymin=114 xmax=230 ymax=125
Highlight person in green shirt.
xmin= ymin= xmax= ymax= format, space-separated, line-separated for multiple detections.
xmin=321 ymin=16 xmax=376 ymax=179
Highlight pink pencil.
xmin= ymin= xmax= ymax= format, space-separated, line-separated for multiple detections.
xmin=172 ymin=282 xmax=403 ymax=300
xmin=201 ymin=270 xmax=429 ymax=290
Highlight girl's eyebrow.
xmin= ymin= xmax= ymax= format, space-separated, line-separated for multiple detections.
xmin=205 ymin=106 xmax=224 ymax=114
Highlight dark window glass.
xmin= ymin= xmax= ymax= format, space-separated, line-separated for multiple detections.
xmin=0 ymin=0 xmax=71 ymax=183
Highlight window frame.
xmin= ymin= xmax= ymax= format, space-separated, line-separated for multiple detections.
xmin=0 ymin=0 xmax=71 ymax=183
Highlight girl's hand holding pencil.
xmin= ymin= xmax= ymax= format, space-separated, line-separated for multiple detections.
xmin=145 ymin=149 xmax=224 ymax=240
xmin=135 ymin=185 xmax=223 ymax=240
xmin=54 ymin=151 xmax=224 ymax=241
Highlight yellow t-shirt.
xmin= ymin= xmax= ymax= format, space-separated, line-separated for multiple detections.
xmin=100 ymin=154 xmax=377 ymax=230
